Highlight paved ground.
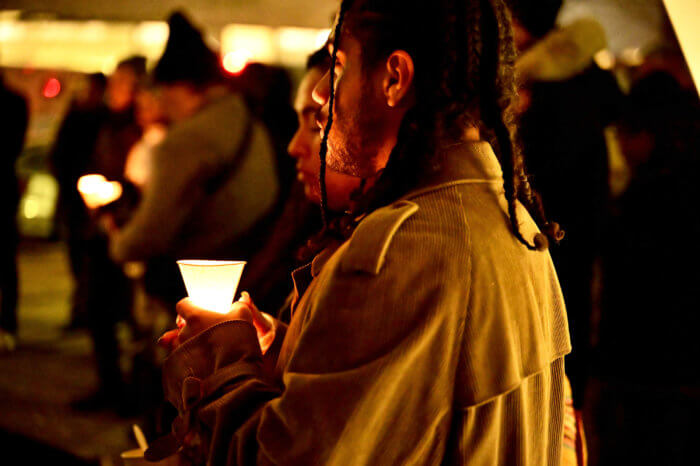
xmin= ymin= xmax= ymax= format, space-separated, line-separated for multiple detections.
xmin=0 ymin=240 xmax=137 ymax=465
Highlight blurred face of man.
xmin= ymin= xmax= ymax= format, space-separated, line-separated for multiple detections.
xmin=288 ymin=67 xmax=361 ymax=211
xmin=106 ymin=66 xmax=138 ymax=112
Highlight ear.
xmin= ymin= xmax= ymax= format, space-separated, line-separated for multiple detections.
xmin=382 ymin=50 xmax=415 ymax=108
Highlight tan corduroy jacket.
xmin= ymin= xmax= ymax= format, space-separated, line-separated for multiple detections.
xmin=157 ymin=142 xmax=571 ymax=465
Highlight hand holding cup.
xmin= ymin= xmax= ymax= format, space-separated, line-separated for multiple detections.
xmin=158 ymin=292 xmax=274 ymax=353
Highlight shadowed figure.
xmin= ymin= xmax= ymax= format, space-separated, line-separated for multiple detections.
xmin=0 ymin=77 xmax=28 ymax=352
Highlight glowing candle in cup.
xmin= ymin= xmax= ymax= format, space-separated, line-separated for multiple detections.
xmin=77 ymin=174 xmax=123 ymax=209
xmin=177 ymin=260 xmax=246 ymax=314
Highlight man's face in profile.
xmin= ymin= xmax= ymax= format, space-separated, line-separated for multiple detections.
xmin=312 ymin=32 xmax=393 ymax=179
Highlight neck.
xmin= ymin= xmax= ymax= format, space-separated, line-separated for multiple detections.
xmin=464 ymin=126 xmax=481 ymax=142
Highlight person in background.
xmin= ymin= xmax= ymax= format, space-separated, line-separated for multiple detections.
xmin=229 ymin=63 xmax=298 ymax=207
xmin=72 ymin=56 xmax=145 ymax=412
xmin=124 ymin=85 xmax=167 ymax=191
xmin=50 ymin=72 xmax=108 ymax=330
xmin=596 ymin=71 xmax=700 ymax=465
xmin=509 ymin=0 xmax=622 ymax=411
xmin=0 ymin=76 xmax=28 ymax=353
xmin=107 ymin=12 xmax=279 ymax=311
xmin=150 ymin=1 xmax=572 ymax=463
xmin=239 ymin=47 xmax=361 ymax=315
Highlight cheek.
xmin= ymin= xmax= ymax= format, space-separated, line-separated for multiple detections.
xmin=310 ymin=137 xmax=322 ymax=162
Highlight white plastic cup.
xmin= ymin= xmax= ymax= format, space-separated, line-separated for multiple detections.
xmin=176 ymin=260 xmax=246 ymax=314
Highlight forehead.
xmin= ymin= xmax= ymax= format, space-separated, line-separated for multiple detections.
xmin=295 ymin=68 xmax=324 ymax=111
xmin=327 ymin=13 xmax=369 ymax=72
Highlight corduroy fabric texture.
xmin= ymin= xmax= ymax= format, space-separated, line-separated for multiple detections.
xmin=160 ymin=142 xmax=571 ymax=465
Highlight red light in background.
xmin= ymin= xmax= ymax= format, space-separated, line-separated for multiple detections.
xmin=43 ymin=78 xmax=61 ymax=99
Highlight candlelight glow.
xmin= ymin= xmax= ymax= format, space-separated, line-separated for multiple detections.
xmin=177 ymin=260 xmax=246 ymax=314
xmin=77 ymin=174 xmax=123 ymax=209
xmin=223 ymin=49 xmax=251 ymax=74
xmin=664 ymin=0 xmax=700 ymax=95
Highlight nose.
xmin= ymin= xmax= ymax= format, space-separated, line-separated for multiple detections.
xmin=287 ymin=128 xmax=308 ymax=160
xmin=312 ymin=68 xmax=331 ymax=106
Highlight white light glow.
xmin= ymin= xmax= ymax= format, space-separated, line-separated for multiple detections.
xmin=315 ymin=28 xmax=332 ymax=49
xmin=23 ymin=198 xmax=39 ymax=219
xmin=278 ymin=27 xmax=317 ymax=52
xmin=0 ymin=22 xmax=19 ymax=41
xmin=223 ymin=49 xmax=251 ymax=74
xmin=82 ymin=21 xmax=107 ymax=42
xmin=101 ymin=56 xmax=118 ymax=75
xmin=594 ymin=49 xmax=616 ymax=70
xmin=620 ymin=47 xmax=644 ymax=66
xmin=663 ymin=0 xmax=700 ymax=95
xmin=136 ymin=21 xmax=169 ymax=46
xmin=221 ymin=24 xmax=276 ymax=64
xmin=0 ymin=20 xmax=164 ymax=73
xmin=177 ymin=260 xmax=247 ymax=314
xmin=77 ymin=174 xmax=123 ymax=209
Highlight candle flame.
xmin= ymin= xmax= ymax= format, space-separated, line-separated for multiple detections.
xmin=77 ymin=174 xmax=123 ymax=209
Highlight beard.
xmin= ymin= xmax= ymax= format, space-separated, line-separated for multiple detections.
xmin=324 ymin=85 xmax=387 ymax=179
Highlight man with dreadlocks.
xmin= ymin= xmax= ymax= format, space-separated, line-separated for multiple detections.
xmin=151 ymin=1 xmax=570 ymax=464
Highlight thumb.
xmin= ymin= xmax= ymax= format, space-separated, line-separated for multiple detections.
xmin=157 ymin=329 xmax=180 ymax=352
xmin=239 ymin=291 xmax=272 ymax=334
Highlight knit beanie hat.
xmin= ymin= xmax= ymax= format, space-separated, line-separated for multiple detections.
xmin=153 ymin=11 xmax=222 ymax=86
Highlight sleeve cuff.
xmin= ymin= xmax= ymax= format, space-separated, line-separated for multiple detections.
xmin=163 ymin=320 xmax=263 ymax=411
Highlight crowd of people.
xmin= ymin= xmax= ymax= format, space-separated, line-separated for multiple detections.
xmin=1 ymin=0 xmax=698 ymax=464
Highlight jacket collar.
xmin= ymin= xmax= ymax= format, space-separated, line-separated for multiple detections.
xmin=403 ymin=141 xmax=504 ymax=199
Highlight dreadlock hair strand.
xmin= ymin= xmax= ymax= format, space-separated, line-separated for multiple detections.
xmin=313 ymin=0 xmax=562 ymax=253
xmin=318 ymin=0 xmax=354 ymax=230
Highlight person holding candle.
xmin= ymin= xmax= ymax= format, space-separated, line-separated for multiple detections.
xmin=151 ymin=1 xmax=571 ymax=464
xmin=108 ymin=12 xmax=279 ymax=267
xmin=72 ymin=56 xmax=145 ymax=412
xmin=106 ymin=12 xmax=280 ymax=315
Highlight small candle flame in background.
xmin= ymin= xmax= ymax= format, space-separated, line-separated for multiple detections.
xmin=77 ymin=174 xmax=123 ymax=209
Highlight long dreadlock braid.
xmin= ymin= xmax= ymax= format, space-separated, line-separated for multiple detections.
xmin=318 ymin=0 xmax=353 ymax=230
xmin=317 ymin=0 xmax=562 ymax=251
xmin=481 ymin=0 xmax=563 ymax=249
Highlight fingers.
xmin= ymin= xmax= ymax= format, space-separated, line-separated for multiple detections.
xmin=157 ymin=329 xmax=180 ymax=352
xmin=238 ymin=291 xmax=269 ymax=329
xmin=176 ymin=297 xmax=204 ymax=321
xmin=252 ymin=311 xmax=273 ymax=335
xmin=239 ymin=291 xmax=253 ymax=305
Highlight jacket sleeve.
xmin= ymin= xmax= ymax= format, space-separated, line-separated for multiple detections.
xmin=160 ymin=202 xmax=471 ymax=465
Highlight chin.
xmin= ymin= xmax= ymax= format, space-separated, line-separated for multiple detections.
xmin=303 ymin=185 xmax=321 ymax=204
